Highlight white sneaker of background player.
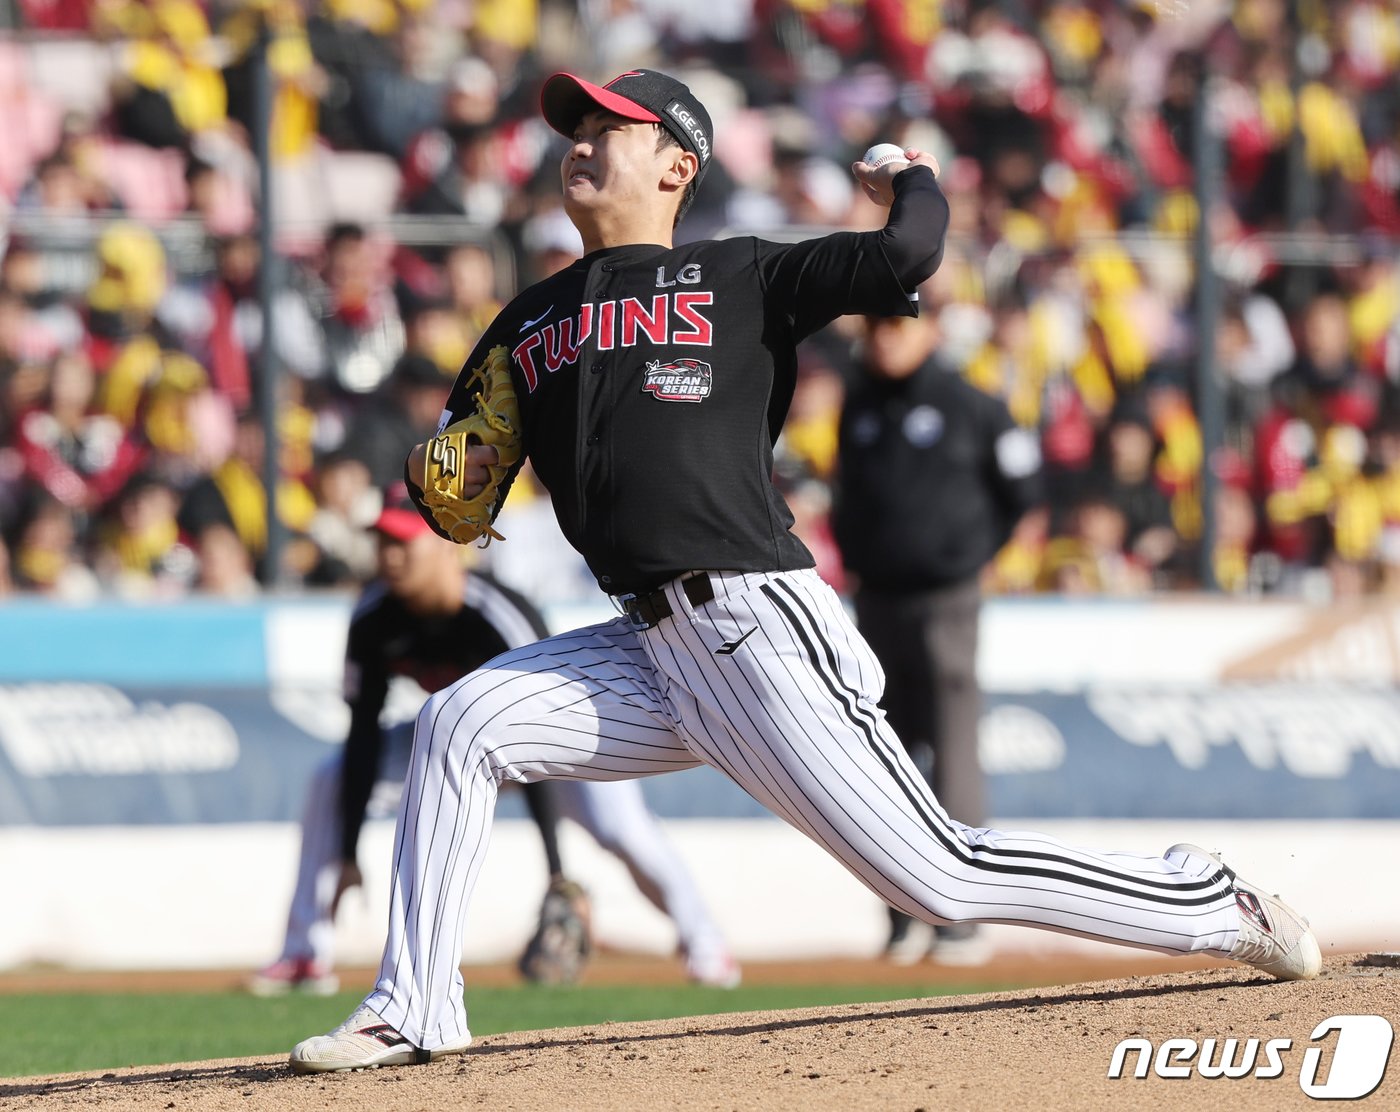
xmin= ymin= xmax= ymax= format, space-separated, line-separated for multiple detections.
xmin=685 ymin=946 xmax=742 ymax=988
xmin=884 ymin=920 xmax=934 ymax=966
xmin=289 ymin=1003 xmax=472 ymax=1073
xmin=1167 ymin=843 xmax=1322 ymax=981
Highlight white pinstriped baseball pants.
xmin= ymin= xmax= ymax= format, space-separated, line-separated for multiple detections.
xmin=365 ymin=569 xmax=1241 ymax=1050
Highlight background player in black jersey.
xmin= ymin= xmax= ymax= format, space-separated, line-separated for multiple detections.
xmin=291 ymin=69 xmax=1318 ymax=1074
xmin=254 ymin=492 xmax=737 ymax=993
xmin=249 ymin=494 xmax=586 ymax=994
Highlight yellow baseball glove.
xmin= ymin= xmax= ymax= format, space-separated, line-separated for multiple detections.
xmin=422 ymin=344 xmax=522 ymax=545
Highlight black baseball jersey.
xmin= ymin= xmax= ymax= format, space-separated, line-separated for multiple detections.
xmin=417 ymin=166 xmax=951 ymax=596
xmin=833 ymin=358 xmax=1045 ymax=591
xmin=338 ymin=571 xmax=549 ymax=860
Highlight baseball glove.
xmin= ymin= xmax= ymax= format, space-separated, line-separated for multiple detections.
xmin=422 ymin=344 xmax=521 ymax=545
xmin=518 ymin=876 xmax=592 ymax=985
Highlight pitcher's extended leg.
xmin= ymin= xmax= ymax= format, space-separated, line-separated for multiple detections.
xmin=363 ymin=618 xmax=700 ymax=1049
xmin=643 ymin=570 xmax=1281 ymax=961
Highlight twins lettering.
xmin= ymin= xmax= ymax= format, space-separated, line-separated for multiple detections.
xmin=514 ymin=292 xmax=715 ymax=391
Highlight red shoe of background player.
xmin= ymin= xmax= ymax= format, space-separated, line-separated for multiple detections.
xmin=247 ymin=955 xmax=340 ymax=997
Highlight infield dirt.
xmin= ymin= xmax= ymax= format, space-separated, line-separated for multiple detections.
xmin=3 ymin=953 xmax=1396 ymax=1111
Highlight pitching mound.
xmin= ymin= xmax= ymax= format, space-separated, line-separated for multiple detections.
xmin=3 ymin=955 xmax=1395 ymax=1111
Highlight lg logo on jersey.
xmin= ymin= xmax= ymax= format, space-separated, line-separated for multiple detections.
xmin=1107 ymin=1014 xmax=1393 ymax=1099
xmin=656 ymin=263 xmax=701 ymax=287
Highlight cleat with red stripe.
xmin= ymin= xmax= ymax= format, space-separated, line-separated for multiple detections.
xmin=289 ymin=1003 xmax=472 ymax=1073
xmin=1168 ymin=844 xmax=1322 ymax=982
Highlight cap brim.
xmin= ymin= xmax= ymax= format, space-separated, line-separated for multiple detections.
xmin=541 ymin=73 xmax=660 ymax=138
xmin=373 ymin=506 xmax=433 ymax=542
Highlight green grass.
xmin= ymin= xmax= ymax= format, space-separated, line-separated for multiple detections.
xmin=0 ymin=982 xmax=985 ymax=1078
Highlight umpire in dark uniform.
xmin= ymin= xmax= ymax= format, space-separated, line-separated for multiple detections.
xmin=833 ymin=310 xmax=1043 ymax=964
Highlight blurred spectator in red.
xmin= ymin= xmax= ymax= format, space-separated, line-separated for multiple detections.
xmin=14 ymin=349 xmax=146 ymax=520
xmin=311 ymin=222 xmax=404 ymax=395
xmin=157 ymin=231 xmax=325 ymax=405
xmin=399 ymin=56 xmax=505 ymax=200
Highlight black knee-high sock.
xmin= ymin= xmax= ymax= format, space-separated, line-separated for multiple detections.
xmin=523 ymin=781 xmax=564 ymax=877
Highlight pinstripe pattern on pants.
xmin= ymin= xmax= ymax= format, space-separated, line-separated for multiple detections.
xmin=364 ymin=569 xmax=1240 ymax=1049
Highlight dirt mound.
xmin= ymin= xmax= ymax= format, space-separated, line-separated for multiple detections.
xmin=3 ymin=954 xmax=1395 ymax=1111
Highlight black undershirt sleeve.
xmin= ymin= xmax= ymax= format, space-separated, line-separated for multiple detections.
xmin=877 ymin=165 xmax=951 ymax=290
xmin=338 ymin=617 xmax=389 ymax=862
xmin=755 ymin=165 xmax=952 ymax=342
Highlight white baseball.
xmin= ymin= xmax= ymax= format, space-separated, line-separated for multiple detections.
xmin=862 ymin=143 xmax=909 ymax=170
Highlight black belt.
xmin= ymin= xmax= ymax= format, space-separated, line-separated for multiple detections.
xmin=620 ymin=573 xmax=716 ymax=629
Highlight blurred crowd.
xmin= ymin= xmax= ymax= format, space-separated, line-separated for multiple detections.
xmin=1 ymin=0 xmax=1398 ymax=602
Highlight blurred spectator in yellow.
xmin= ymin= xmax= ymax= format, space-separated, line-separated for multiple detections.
xmin=7 ymin=493 xmax=100 ymax=600
xmin=986 ymin=504 xmax=1049 ymax=595
xmin=104 ymin=0 xmax=228 ymax=150
xmin=137 ymin=350 xmax=236 ymax=485
xmin=1044 ymin=489 xmax=1150 ymax=596
xmin=84 ymin=223 xmax=169 ymax=431
xmin=91 ymin=471 xmax=188 ymax=597
xmin=443 ymin=242 xmax=503 ymax=353
xmin=177 ymin=408 xmax=316 ymax=583
xmin=221 ymin=0 xmax=326 ymax=161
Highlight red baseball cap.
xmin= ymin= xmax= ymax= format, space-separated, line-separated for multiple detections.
xmin=373 ymin=496 xmax=434 ymax=542
xmin=540 ymin=69 xmax=713 ymax=178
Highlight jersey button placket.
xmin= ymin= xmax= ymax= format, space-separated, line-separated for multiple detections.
xmin=578 ymin=258 xmax=613 ymax=547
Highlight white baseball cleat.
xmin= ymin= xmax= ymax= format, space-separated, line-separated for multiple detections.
xmin=1168 ymin=844 xmax=1322 ymax=981
xmin=289 ymin=1003 xmax=472 ymax=1074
